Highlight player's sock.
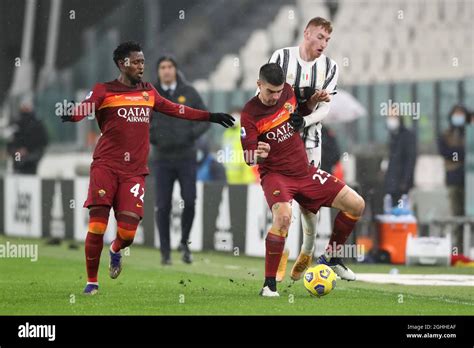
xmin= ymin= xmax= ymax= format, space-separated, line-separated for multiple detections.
xmin=111 ymin=213 xmax=140 ymax=252
xmin=265 ymin=232 xmax=285 ymax=279
xmin=325 ymin=211 xmax=359 ymax=260
xmin=301 ymin=211 xmax=318 ymax=255
xmin=85 ymin=233 xmax=104 ymax=283
xmin=263 ymin=277 xmax=277 ymax=292
xmin=85 ymin=207 xmax=110 ymax=283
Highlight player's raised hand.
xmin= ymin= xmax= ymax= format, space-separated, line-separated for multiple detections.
xmin=209 ymin=112 xmax=235 ymax=128
xmin=306 ymin=90 xmax=331 ymax=110
xmin=317 ymin=90 xmax=331 ymax=102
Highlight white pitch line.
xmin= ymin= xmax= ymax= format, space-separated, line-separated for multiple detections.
xmin=432 ymin=297 xmax=474 ymax=306
xmin=356 ymin=273 xmax=474 ymax=286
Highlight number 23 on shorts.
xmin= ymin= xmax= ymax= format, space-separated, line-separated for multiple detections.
xmin=130 ymin=183 xmax=145 ymax=202
xmin=312 ymin=168 xmax=331 ymax=185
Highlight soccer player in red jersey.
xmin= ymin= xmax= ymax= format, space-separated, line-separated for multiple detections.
xmin=240 ymin=63 xmax=364 ymax=296
xmin=61 ymin=41 xmax=234 ymax=295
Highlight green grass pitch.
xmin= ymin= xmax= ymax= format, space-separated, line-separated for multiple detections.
xmin=0 ymin=235 xmax=473 ymax=315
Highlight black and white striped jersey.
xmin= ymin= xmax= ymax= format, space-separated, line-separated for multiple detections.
xmin=269 ymin=46 xmax=338 ymax=149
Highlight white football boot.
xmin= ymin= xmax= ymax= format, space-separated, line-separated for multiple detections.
xmin=317 ymin=255 xmax=356 ymax=281
xmin=259 ymin=286 xmax=280 ymax=297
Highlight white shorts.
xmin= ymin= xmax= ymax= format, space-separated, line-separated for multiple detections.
xmin=303 ymin=123 xmax=322 ymax=168
xmin=306 ymin=147 xmax=321 ymax=169
xmin=302 ymin=143 xmax=322 ymax=218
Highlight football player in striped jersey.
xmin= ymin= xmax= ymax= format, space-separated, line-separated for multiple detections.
xmin=269 ymin=17 xmax=356 ymax=282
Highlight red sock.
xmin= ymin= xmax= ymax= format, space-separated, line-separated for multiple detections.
xmin=111 ymin=214 xmax=139 ymax=253
xmin=265 ymin=233 xmax=285 ymax=277
xmin=111 ymin=236 xmax=130 ymax=253
xmin=327 ymin=211 xmax=359 ymax=257
xmin=85 ymin=206 xmax=109 ymax=283
xmin=85 ymin=232 xmax=104 ymax=283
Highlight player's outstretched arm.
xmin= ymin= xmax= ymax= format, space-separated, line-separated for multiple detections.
xmin=60 ymin=84 xmax=105 ymax=123
xmin=59 ymin=100 xmax=94 ymax=123
xmin=209 ymin=113 xmax=235 ymax=128
xmin=153 ymin=88 xmax=234 ymax=128
xmin=59 ymin=100 xmax=80 ymax=123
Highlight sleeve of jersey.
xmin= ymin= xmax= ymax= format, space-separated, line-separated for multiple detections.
xmin=268 ymin=49 xmax=282 ymax=65
xmin=324 ymin=61 xmax=339 ymax=93
xmin=303 ymin=61 xmax=339 ymax=127
xmin=240 ymin=112 xmax=259 ymax=166
xmin=70 ymin=83 xmax=105 ymax=122
xmin=153 ymin=88 xmax=210 ymax=121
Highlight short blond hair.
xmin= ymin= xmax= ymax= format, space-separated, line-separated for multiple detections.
xmin=305 ymin=17 xmax=333 ymax=33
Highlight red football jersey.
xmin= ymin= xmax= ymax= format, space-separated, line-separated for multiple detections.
xmin=70 ymin=79 xmax=210 ymax=177
xmin=240 ymin=83 xmax=310 ymax=179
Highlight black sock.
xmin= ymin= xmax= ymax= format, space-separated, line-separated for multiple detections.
xmin=264 ymin=277 xmax=277 ymax=291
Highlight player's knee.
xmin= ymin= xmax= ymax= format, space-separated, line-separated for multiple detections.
xmin=88 ymin=206 xmax=111 ymax=235
xmin=349 ymin=194 xmax=365 ymax=218
xmin=116 ymin=212 xmax=140 ymax=241
xmin=275 ymin=214 xmax=291 ymax=232
xmin=117 ymin=227 xmax=136 ymax=241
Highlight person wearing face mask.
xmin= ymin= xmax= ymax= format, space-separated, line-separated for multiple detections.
xmin=150 ymin=55 xmax=210 ymax=265
xmin=438 ymin=105 xmax=468 ymax=222
xmin=221 ymin=108 xmax=258 ymax=184
xmin=384 ymin=107 xmax=417 ymax=207
xmin=7 ymin=98 xmax=49 ymax=174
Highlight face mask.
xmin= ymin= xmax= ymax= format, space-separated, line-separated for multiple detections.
xmin=451 ymin=114 xmax=465 ymax=127
xmin=386 ymin=118 xmax=400 ymax=131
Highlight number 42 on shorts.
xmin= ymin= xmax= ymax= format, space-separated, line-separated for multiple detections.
xmin=130 ymin=183 xmax=145 ymax=202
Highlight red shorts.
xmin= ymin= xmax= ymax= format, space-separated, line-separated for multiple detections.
xmin=83 ymin=165 xmax=146 ymax=217
xmin=261 ymin=166 xmax=345 ymax=214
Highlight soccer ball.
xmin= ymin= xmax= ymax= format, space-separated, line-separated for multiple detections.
xmin=303 ymin=264 xmax=337 ymax=297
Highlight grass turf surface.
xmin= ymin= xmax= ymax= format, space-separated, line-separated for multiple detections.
xmin=0 ymin=236 xmax=473 ymax=315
